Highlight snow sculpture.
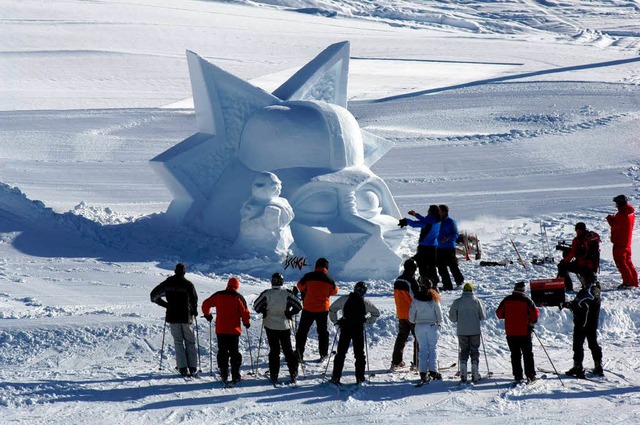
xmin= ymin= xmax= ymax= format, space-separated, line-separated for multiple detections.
xmin=150 ymin=41 xmax=406 ymax=279
xmin=233 ymin=172 xmax=294 ymax=259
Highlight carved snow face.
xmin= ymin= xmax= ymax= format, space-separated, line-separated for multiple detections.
xmin=251 ymin=172 xmax=282 ymax=201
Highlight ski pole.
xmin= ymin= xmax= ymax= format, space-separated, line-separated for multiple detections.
xmin=480 ymin=332 xmax=493 ymax=377
xmin=194 ymin=316 xmax=202 ymax=374
xmin=159 ymin=318 xmax=167 ymax=371
xmin=290 ymin=318 xmax=306 ymax=378
xmin=208 ymin=319 xmax=214 ymax=376
xmin=364 ymin=326 xmax=374 ymax=381
xmin=532 ymin=329 xmax=565 ymax=387
xmin=323 ymin=327 xmax=340 ymax=377
xmin=255 ymin=321 xmax=264 ymax=376
xmin=246 ymin=327 xmax=254 ymax=376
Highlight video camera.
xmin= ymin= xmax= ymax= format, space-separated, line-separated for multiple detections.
xmin=555 ymin=240 xmax=571 ymax=254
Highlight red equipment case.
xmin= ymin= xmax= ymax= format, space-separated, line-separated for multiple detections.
xmin=530 ymin=278 xmax=565 ymax=307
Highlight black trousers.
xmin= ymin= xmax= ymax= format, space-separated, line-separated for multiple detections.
xmin=392 ymin=319 xmax=416 ymax=366
xmin=295 ymin=310 xmax=330 ymax=359
xmin=217 ymin=334 xmax=242 ymax=381
xmin=414 ymin=245 xmax=439 ymax=287
xmin=332 ymin=325 xmax=366 ymax=382
xmin=437 ymin=247 xmax=464 ymax=290
xmin=266 ymin=328 xmax=298 ymax=381
xmin=506 ymin=335 xmax=536 ymax=381
xmin=573 ymin=326 xmax=602 ymax=365
xmin=557 ymin=261 xmax=596 ymax=291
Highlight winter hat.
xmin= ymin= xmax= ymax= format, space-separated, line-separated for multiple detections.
xmin=613 ymin=194 xmax=628 ymax=205
xmin=403 ymin=259 xmax=417 ymax=274
xmin=226 ymin=277 xmax=240 ymax=290
xmin=574 ymin=222 xmax=586 ymax=232
xmin=354 ymin=281 xmax=368 ymax=295
xmin=513 ymin=281 xmax=526 ymax=292
xmin=271 ymin=272 xmax=284 ymax=286
xmin=175 ymin=263 xmax=186 ymax=275
xmin=463 ymin=283 xmax=474 ymax=292
xmin=315 ymin=257 xmax=329 ymax=269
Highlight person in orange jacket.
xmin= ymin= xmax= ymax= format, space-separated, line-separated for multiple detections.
xmin=202 ymin=277 xmax=251 ymax=384
xmin=607 ymin=195 xmax=638 ymax=289
xmin=496 ymin=281 xmax=540 ymax=384
xmin=390 ymin=259 xmax=419 ymax=370
xmin=295 ymin=257 xmax=338 ymax=362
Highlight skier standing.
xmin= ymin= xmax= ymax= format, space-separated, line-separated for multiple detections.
xmin=201 ymin=277 xmax=251 ymax=384
xmin=606 ymin=195 xmax=638 ymax=289
xmin=253 ymin=273 xmax=303 ymax=385
xmin=398 ymin=205 xmax=441 ymax=289
xmin=150 ymin=263 xmax=199 ymax=377
xmin=448 ymin=283 xmax=486 ymax=383
xmin=328 ymin=281 xmax=380 ymax=385
xmin=562 ymin=280 xmax=604 ymax=378
xmin=556 ymin=222 xmax=600 ymax=291
xmin=496 ymin=281 xmax=539 ymax=383
xmin=391 ymin=259 xmax=419 ymax=370
xmin=437 ymin=204 xmax=464 ymax=290
xmin=295 ymin=257 xmax=338 ymax=362
xmin=409 ymin=279 xmax=443 ymax=384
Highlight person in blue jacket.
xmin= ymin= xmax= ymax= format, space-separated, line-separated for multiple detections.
xmin=399 ymin=205 xmax=441 ymax=289
xmin=437 ymin=204 xmax=464 ymax=290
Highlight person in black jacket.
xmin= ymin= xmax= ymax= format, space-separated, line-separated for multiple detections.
xmin=328 ymin=281 xmax=380 ymax=385
xmin=150 ymin=263 xmax=198 ymax=377
xmin=562 ymin=280 xmax=604 ymax=377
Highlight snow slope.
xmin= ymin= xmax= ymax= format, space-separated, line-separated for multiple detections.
xmin=1 ymin=0 xmax=640 ymax=423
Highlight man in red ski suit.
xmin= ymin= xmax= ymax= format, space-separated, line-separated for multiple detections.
xmin=606 ymin=195 xmax=638 ymax=289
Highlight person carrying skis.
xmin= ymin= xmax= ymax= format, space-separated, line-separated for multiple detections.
xmin=606 ymin=194 xmax=638 ymax=289
xmin=391 ymin=259 xmax=420 ymax=371
xmin=448 ymin=283 xmax=487 ymax=383
xmin=496 ymin=281 xmax=539 ymax=383
xmin=556 ymin=222 xmax=601 ymax=291
xmin=408 ymin=278 xmax=443 ymax=384
xmin=398 ymin=205 xmax=441 ymax=289
xmin=150 ymin=263 xmax=199 ymax=377
xmin=562 ymin=279 xmax=604 ymax=378
xmin=201 ymin=277 xmax=251 ymax=384
xmin=253 ymin=272 xmax=303 ymax=386
xmin=437 ymin=204 xmax=464 ymax=290
xmin=328 ymin=281 xmax=380 ymax=385
xmin=295 ymin=257 xmax=338 ymax=362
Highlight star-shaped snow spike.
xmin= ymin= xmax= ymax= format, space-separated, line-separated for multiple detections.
xmin=150 ymin=42 xmax=393 ymax=223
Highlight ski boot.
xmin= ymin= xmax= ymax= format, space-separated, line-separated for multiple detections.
xmin=592 ymin=362 xmax=604 ymax=377
xmin=459 ymin=364 xmax=468 ymax=383
xmin=471 ymin=362 xmax=481 ymax=383
xmin=566 ymin=363 xmax=585 ymax=378
xmin=428 ymin=370 xmax=442 ymax=380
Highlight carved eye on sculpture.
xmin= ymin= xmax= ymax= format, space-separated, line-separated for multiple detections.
xmin=355 ymin=187 xmax=382 ymax=219
xmin=294 ymin=190 xmax=339 ymax=225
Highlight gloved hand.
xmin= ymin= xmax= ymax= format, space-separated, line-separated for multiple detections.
xmin=285 ymin=310 xmax=294 ymax=320
xmin=292 ymin=286 xmax=299 ymax=296
xmin=244 ymin=322 xmax=251 ymax=329
xmin=365 ymin=317 xmax=376 ymax=325
xmin=204 ymin=314 xmax=213 ymax=323
xmin=408 ymin=210 xmax=417 ymax=217
xmin=336 ymin=318 xmax=346 ymax=328
xmin=398 ymin=218 xmax=408 ymax=228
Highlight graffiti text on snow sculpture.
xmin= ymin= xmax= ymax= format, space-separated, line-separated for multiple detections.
xmin=150 ymin=42 xmax=406 ymax=279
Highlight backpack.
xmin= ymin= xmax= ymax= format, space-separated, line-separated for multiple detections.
xmin=583 ymin=231 xmax=601 ymax=271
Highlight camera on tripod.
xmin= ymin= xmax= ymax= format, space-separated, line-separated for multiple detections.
xmin=555 ymin=240 xmax=571 ymax=254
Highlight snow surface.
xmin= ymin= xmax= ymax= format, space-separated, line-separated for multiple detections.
xmin=1 ymin=0 xmax=640 ymax=424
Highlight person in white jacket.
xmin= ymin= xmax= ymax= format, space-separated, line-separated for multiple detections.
xmin=253 ymin=273 xmax=303 ymax=385
xmin=408 ymin=279 xmax=443 ymax=383
xmin=448 ymin=283 xmax=487 ymax=383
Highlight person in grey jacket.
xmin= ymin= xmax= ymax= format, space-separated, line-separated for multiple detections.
xmin=448 ymin=283 xmax=487 ymax=383
xmin=253 ymin=273 xmax=303 ymax=385
xmin=408 ymin=279 xmax=443 ymax=383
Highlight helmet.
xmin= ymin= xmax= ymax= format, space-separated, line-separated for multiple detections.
xmin=354 ymin=281 xmax=368 ymax=295
xmin=613 ymin=194 xmax=628 ymax=205
xmin=271 ymin=273 xmax=284 ymax=286
xmin=403 ymin=259 xmax=417 ymax=274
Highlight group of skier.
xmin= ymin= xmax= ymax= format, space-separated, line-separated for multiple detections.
xmin=149 ymin=195 xmax=635 ymax=387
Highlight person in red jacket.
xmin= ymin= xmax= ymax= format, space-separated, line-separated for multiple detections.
xmin=496 ymin=281 xmax=540 ymax=383
xmin=391 ymin=259 xmax=419 ymax=370
xmin=202 ymin=277 xmax=251 ymax=384
xmin=557 ymin=222 xmax=601 ymax=291
xmin=607 ymin=195 xmax=638 ymax=289
xmin=295 ymin=257 xmax=338 ymax=362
